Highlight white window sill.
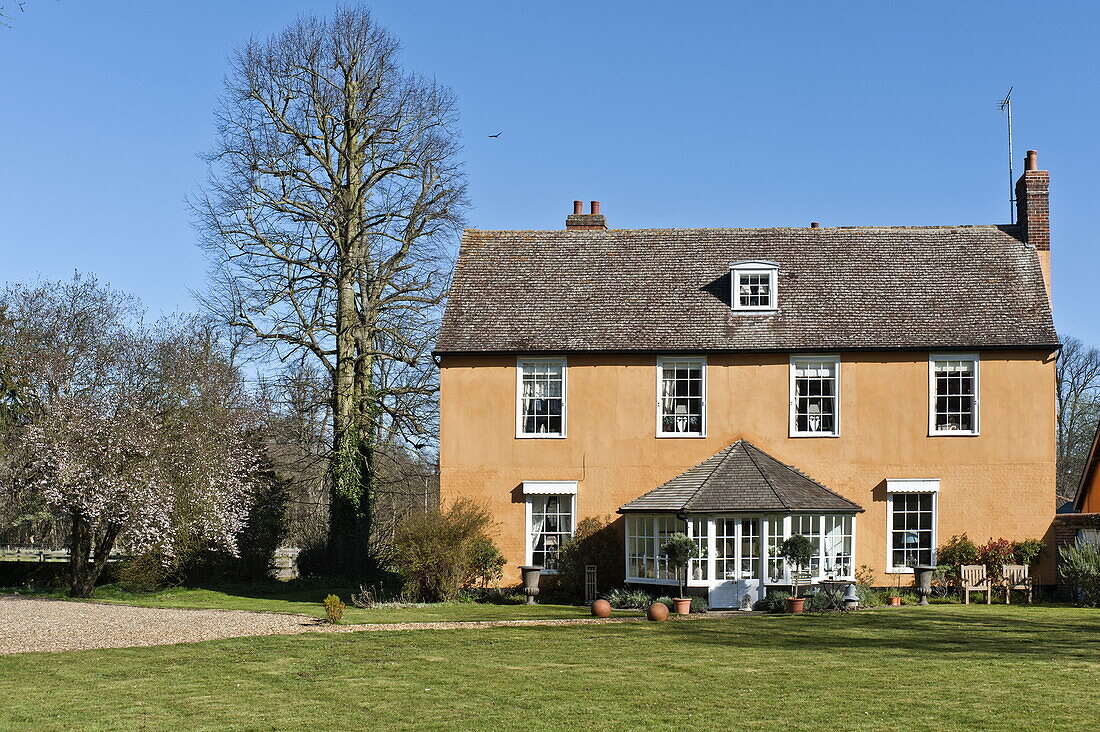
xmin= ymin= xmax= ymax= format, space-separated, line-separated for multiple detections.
xmin=516 ymin=434 xmax=567 ymax=439
xmin=656 ymin=433 xmax=707 ymax=439
xmin=625 ymin=577 xmax=678 ymax=585
xmin=732 ymin=308 xmax=779 ymax=313
xmin=789 ymin=432 xmax=840 ymax=439
xmin=928 ymin=431 xmax=979 ymax=437
xmin=886 ymin=567 xmax=915 ymax=574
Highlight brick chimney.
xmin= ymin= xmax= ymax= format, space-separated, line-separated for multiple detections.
xmin=565 ymin=200 xmax=608 ymax=230
xmin=1014 ymin=150 xmax=1051 ymax=297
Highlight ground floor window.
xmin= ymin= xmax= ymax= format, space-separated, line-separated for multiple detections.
xmin=888 ymin=492 xmax=935 ymax=570
xmin=528 ymin=494 xmax=573 ymax=571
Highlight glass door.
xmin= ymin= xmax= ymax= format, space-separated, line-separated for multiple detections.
xmin=708 ymin=517 xmax=763 ymax=609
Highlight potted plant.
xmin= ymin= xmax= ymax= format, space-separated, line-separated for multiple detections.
xmin=779 ymin=534 xmax=815 ymax=613
xmin=660 ymin=532 xmax=699 ymax=614
xmin=887 ymin=573 xmax=902 ymax=606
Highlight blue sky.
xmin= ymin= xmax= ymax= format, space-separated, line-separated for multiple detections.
xmin=2 ymin=1 xmax=1097 ymax=343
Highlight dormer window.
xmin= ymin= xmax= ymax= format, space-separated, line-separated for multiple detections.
xmin=730 ymin=261 xmax=779 ymax=311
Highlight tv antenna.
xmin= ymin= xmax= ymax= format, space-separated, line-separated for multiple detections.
xmin=998 ymin=87 xmax=1016 ymax=224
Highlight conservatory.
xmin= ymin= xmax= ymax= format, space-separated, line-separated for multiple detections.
xmin=618 ymin=440 xmax=863 ymax=609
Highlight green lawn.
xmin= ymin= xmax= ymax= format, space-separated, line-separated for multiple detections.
xmin=4 ymin=583 xmax=616 ymax=624
xmin=1 ymin=605 xmax=1097 ymax=730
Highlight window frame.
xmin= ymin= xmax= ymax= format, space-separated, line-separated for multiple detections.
xmin=928 ymin=353 xmax=980 ymax=436
xmin=516 ymin=357 xmax=567 ymax=439
xmin=524 ymin=489 xmax=576 ymax=573
xmin=789 ymin=355 xmax=841 ymax=438
xmin=730 ymin=260 xmax=779 ymax=312
xmin=655 ymin=356 xmax=708 ymax=438
xmin=885 ymin=487 xmax=939 ymax=574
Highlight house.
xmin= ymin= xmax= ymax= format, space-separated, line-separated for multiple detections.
xmin=435 ymin=151 xmax=1058 ymax=606
xmin=1072 ymin=420 xmax=1100 ymax=514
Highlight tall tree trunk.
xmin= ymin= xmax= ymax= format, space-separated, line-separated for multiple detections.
xmin=68 ymin=513 xmax=119 ymax=598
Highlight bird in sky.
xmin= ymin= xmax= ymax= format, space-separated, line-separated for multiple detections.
xmin=488 ymin=131 xmax=502 ymax=138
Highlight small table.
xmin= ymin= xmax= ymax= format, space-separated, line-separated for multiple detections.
xmin=816 ymin=580 xmax=852 ymax=611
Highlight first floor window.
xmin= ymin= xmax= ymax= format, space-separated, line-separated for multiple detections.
xmin=658 ymin=358 xmax=705 ymax=436
xmin=889 ymin=493 xmax=935 ymax=569
xmin=930 ymin=355 xmax=978 ymax=434
xmin=689 ymin=518 xmax=709 ymax=580
xmin=791 ymin=357 xmax=839 ymax=436
xmin=518 ymin=358 xmax=565 ymax=436
xmin=529 ymin=494 xmax=573 ymax=570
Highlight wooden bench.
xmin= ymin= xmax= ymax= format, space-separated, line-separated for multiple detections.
xmin=960 ymin=564 xmax=991 ymax=604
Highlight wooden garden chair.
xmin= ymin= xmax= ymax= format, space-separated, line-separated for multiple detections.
xmin=1001 ymin=564 xmax=1033 ymax=604
xmin=960 ymin=564 xmax=991 ymax=604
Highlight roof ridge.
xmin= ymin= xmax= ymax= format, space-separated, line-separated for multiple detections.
xmin=740 ymin=441 xmax=792 ymax=511
xmin=681 ymin=443 xmax=740 ymax=511
xmin=463 ymin=224 xmax=1013 ymax=235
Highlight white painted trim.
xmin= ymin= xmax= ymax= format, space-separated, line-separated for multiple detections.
xmin=515 ymin=356 xmax=567 ymax=439
xmin=928 ymin=353 xmax=980 ymax=436
xmin=886 ymin=478 xmax=940 ymax=494
xmin=788 ymin=354 xmax=841 ymax=438
xmin=655 ymin=356 xmax=708 ymax=438
xmin=730 ymin=262 xmax=779 ymax=312
xmin=521 ymin=480 xmax=578 ymax=495
xmin=885 ymin=490 xmax=939 ymax=574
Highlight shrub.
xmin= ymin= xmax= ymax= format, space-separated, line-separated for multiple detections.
xmin=603 ymin=585 xmax=655 ymax=609
xmin=856 ymin=585 xmax=888 ymax=608
xmin=322 ymin=594 xmax=345 ymax=623
xmin=389 ymin=499 xmax=503 ymax=602
xmin=1059 ymin=539 xmax=1100 ymax=606
xmin=754 ymin=589 xmax=791 ymax=613
xmin=555 ymin=515 xmax=622 ymax=601
xmin=937 ymin=534 xmax=980 ymax=570
xmin=467 ymin=534 xmax=506 ymax=588
xmin=1013 ymin=538 xmax=1046 ymax=567
xmin=978 ymin=538 xmax=1017 ymax=580
xmin=117 ymin=552 xmax=167 ymax=593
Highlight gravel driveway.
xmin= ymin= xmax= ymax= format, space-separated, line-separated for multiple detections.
xmin=0 ymin=596 xmax=746 ymax=655
xmin=0 ymin=595 xmax=335 ymax=655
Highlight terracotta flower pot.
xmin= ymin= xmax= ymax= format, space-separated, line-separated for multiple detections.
xmin=786 ymin=597 xmax=806 ymax=614
xmin=887 ymin=596 xmax=902 ymax=607
xmin=646 ymin=601 xmax=670 ymax=622
xmin=673 ymin=598 xmax=692 ymax=615
xmin=591 ymin=599 xmax=612 ymax=618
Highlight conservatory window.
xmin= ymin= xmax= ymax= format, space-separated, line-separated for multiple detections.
xmin=790 ymin=514 xmax=823 ymax=576
xmin=626 ymin=514 xmax=685 ymax=582
xmin=657 ymin=357 xmax=706 ymax=437
xmin=517 ymin=358 xmax=566 ymax=437
xmin=790 ymin=356 xmax=840 ymax=436
xmin=688 ymin=518 xmax=709 ymax=581
xmin=766 ymin=518 xmax=786 ymax=583
xmin=823 ymin=515 xmax=854 ymax=578
xmin=929 ymin=354 xmax=979 ymax=435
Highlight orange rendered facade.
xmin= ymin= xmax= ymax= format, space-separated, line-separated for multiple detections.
xmin=439 ymin=349 xmax=1058 ymax=586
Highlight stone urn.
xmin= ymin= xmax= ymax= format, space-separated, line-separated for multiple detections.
xmin=912 ymin=564 xmax=936 ymax=606
xmin=519 ymin=565 xmax=542 ymax=605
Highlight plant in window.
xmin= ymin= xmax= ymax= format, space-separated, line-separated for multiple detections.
xmin=779 ymin=534 xmax=815 ymax=613
xmin=660 ymin=532 xmax=699 ymax=613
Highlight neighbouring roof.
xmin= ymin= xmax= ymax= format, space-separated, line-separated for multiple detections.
xmin=1074 ymin=420 xmax=1100 ymax=511
xmin=618 ymin=439 xmax=863 ymax=514
xmin=436 ymin=225 xmax=1058 ymax=354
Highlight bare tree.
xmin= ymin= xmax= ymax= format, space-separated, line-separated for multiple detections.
xmin=1057 ymin=336 xmax=1100 ymax=501
xmin=192 ymin=6 xmax=465 ymax=577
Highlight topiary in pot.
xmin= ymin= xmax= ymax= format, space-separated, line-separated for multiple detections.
xmin=660 ymin=532 xmax=700 ymax=614
xmin=779 ymin=534 xmax=815 ymax=613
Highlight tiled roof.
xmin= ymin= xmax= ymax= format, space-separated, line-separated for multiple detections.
xmin=619 ymin=440 xmax=863 ymax=514
xmin=436 ymin=225 xmax=1058 ymax=353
